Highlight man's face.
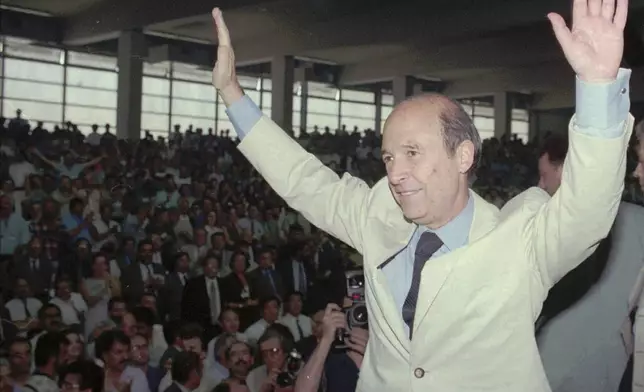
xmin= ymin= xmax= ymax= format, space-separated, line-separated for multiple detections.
xmin=288 ymin=295 xmax=303 ymax=316
xmin=104 ymin=342 xmax=129 ymax=372
xmin=56 ymin=281 xmax=72 ymax=300
xmin=633 ymin=138 xmax=644 ymax=193
xmin=139 ymin=243 xmax=154 ymax=263
xmin=258 ymin=251 xmax=273 ymax=269
xmin=227 ymin=342 xmax=253 ymax=377
xmin=9 ymin=342 xmax=31 ymax=374
xmin=203 ymin=257 xmax=220 ymax=278
xmin=221 ymin=310 xmax=240 ymax=333
xmin=538 ymin=153 xmax=563 ymax=196
xmin=382 ymin=99 xmax=471 ymax=228
xmin=121 ymin=313 xmax=137 ymax=337
xmin=130 ymin=335 xmax=150 ymax=366
xmin=263 ymin=300 xmax=279 ymax=323
xmin=110 ymin=302 xmax=127 ymax=322
xmin=259 ymin=338 xmax=285 ymax=371
xmin=42 ymin=306 xmax=62 ymax=331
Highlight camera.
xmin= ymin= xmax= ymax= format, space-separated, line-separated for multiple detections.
xmin=336 ymin=270 xmax=368 ymax=345
xmin=275 ymin=349 xmax=303 ymax=387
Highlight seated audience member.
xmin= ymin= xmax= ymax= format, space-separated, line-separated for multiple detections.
xmin=25 ymin=332 xmax=68 ymax=392
xmin=30 ymin=304 xmax=64 ymax=357
xmin=294 ymin=304 xmax=366 ymax=392
xmin=165 ymin=352 xmax=202 ymax=392
xmin=246 ymin=326 xmax=297 ymax=392
xmin=129 ymin=334 xmax=165 ymax=392
xmin=208 ymin=333 xmax=238 ymax=384
xmin=206 ymin=309 xmax=247 ymax=366
xmin=49 ymin=278 xmax=88 ymax=327
xmin=58 ymin=360 xmax=104 ymax=392
xmin=94 ymin=330 xmax=149 ymax=392
xmin=279 ymin=293 xmax=312 ymax=342
xmin=295 ymin=309 xmax=325 ymax=361
xmin=5 ymin=279 xmax=42 ymax=329
xmin=159 ymin=323 xmax=203 ymax=372
xmin=131 ymin=306 xmax=167 ymax=366
xmin=244 ymin=297 xmax=280 ymax=346
xmin=219 ymin=340 xmax=253 ymax=390
xmin=5 ymin=338 xmax=32 ymax=389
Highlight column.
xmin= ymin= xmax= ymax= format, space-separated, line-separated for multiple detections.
xmin=295 ymin=67 xmax=308 ymax=133
xmin=271 ymin=55 xmax=295 ymax=131
xmin=116 ymin=30 xmax=145 ymax=140
xmin=374 ymin=89 xmax=383 ymax=135
xmin=392 ymin=76 xmax=416 ymax=105
xmin=493 ymin=91 xmax=512 ymax=139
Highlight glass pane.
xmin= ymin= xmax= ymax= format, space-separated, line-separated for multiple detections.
xmin=473 ymin=116 xmax=495 ymax=136
xmin=478 ymin=130 xmax=495 ymax=140
xmin=170 ymin=115 xmax=213 ymax=132
xmin=308 ymin=98 xmax=339 ymax=116
xmin=141 ymin=113 xmax=169 ymax=132
xmin=172 ymin=62 xmax=211 ymax=83
xmin=4 ymin=58 xmax=64 ymax=83
xmin=66 ymin=67 xmax=117 ymax=90
xmin=341 ymin=117 xmax=375 ymax=132
xmin=293 ymin=111 xmax=300 ymax=129
xmin=216 ymin=118 xmax=233 ymax=133
xmin=172 ymin=81 xmax=216 ymax=101
xmin=238 ymin=75 xmax=260 ymax=89
xmin=512 ymin=108 xmax=529 ymax=121
xmin=4 ymin=79 xmax=63 ymax=103
xmin=512 ymin=120 xmax=529 ymax=142
xmin=473 ymin=105 xmax=494 ymax=118
xmin=2 ymin=99 xmax=62 ymax=125
xmin=143 ymin=76 xmax=170 ymax=96
xmin=4 ymin=40 xmax=63 ymax=63
xmin=380 ymin=106 xmax=393 ymax=122
xmin=293 ymin=96 xmax=302 ymax=111
xmin=262 ymin=108 xmax=271 ymax=117
xmin=64 ymin=106 xmax=116 ymax=128
xmin=381 ymin=94 xmax=394 ymax=106
xmin=261 ymin=92 xmax=272 ymax=109
xmin=307 ymin=113 xmax=337 ymax=131
xmin=246 ymin=90 xmax=261 ymax=103
xmin=171 ymin=99 xmax=215 ymax=119
xmin=262 ymin=78 xmax=272 ymax=91
xmin=67 ymin=51 xmax=117 ymax=70
xmin=144 ymin=61 xmax=171 ymax=77
xmin=341 ymin=102 xmax=376 ymax=119
xmin=460 ymin=103 xmax=473 ymax=116
xmin=308 ymin=82 xmax=338 ymax=99
xmin=66 ymin=86 xmax=117 ymax=109
xmin=143 ymin=95 xmax=170 ymax=114
xmin=342 ymin=89 xmax=374 ymax=103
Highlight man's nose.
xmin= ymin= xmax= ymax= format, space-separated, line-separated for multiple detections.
xmin=387 ymin=160 xmax=409 ymax=184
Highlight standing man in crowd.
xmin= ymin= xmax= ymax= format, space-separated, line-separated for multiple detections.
xmin=211 ymin=0 xmax=634 ymax=390
xmin=535 ymin=131 xmax=644 ymax=391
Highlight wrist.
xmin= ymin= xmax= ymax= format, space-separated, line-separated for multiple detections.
xmin=578 ymin=71 xmax=618 ymax=84
xmin=319 ymin=335 xmax=335 ymax=347
xmin=219 ymin=83 xmax=244 ymax=107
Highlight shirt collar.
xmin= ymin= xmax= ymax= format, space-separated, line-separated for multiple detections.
xmin=419 ymin=192 xmax=474 ymax=251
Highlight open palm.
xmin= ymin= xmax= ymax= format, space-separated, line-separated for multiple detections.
xmin=548 ymin=0 xmax=628 ymax=82
xmin=211 ymin=8 xmax=237 ymax=91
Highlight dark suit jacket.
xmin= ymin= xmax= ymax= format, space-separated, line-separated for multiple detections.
xmin=248 ymin=267 xmax=286 ymax=302
xmin=221 ymin=272 xmax=258 ymax=329
xmin=161 ymin=272 xmax=188 ymax=322
xmin=276 ymin=259 xmax=315 ymax=295
xmin=181 ymin=275 xmax=224 ymax=328
xmin=162 ymin=382 xmax=182 ymax=392
xmin=120 ymin=262 xmax=166 ymax=304
xmin=13 ymin=257 xmax=54 ymax=297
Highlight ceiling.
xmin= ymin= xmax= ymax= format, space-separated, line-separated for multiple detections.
xmin=1 ymin=0 xmax=644 ymax=106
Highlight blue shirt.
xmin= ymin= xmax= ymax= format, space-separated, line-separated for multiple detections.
xmin=224 ymin=68 xmax=632 ymax=334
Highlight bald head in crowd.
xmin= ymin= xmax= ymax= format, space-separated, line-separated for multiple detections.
xmin=382 ymin=93 xmax=482 ymax=229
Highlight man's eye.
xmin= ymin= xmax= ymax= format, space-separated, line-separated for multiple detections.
xmin=407 ymin=151 xmax=418 ymax=157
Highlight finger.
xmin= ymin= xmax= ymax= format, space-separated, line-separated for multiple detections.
xmin=547 ymin=13 xmax=574 ymax=52
xmin=613 ymin=0 xmax=628 ymax=29
xmin=572 ymin=0 xmax=589 ymax=21
xmin=600 ymin=0 xmax=615 ymax=19
xmin=211 ymin=7 xmax=231 ymax=47
xmin=325 ymin=303 xmax=341 ymax=315
xmin=587 ymin=0 xmax=602 ymax=16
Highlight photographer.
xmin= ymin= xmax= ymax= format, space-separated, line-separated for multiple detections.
xmin=246 ymin=326 xmax=298 ymax=392
xmin=294 ymin=304 xmax=367 ymax=392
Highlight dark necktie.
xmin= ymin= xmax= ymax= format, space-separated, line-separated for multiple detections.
xmin=21 ymin=298 xmax=32 ymax=318
xmin=264 ymin=269 xmax=277 ymax=295
xmin=295 ymin=317 xmax=305 ymax=340
xmin=402 ymin=231 xmax=443 ymax=339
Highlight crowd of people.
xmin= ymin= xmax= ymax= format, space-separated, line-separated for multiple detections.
xmin=0 ymin=102 xmax=642 ymax=392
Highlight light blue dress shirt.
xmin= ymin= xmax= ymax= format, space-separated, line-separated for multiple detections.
xmin=224 ymin=68 xmax=632 ymax=336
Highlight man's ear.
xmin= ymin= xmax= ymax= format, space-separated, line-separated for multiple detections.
xmin=457 ymin=140 xmax=475 ymax=175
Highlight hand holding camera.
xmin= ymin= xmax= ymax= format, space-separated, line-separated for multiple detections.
xmin=321 ymin=303 xmax=348 ymax=344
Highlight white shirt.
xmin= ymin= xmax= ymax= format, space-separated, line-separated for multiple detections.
xmin=246 ymin=364 xmax=267 ymax=392
xmin=244 ymin=319 xmax=270 ymax=346
xmin=279 ymin=313 xmax=313 ymax=342
xmin=237 ymin=218 xmax=265 ymax=240
xmin=49 ymin=293 xmax=88 ymax=326
xmin=5 ymin=297 xmax=42 ymax=321
xmin=206 ymin=277 xmax=221 ymax=322
xmin=92 ymin=219 xmax=120 ymax=252
xmin=103 ymin=366 xmax=149 ymax=392
xmin=8 ymin=161 xmax=36 ymax=188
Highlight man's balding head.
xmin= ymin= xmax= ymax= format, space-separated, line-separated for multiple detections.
xmin=382 ymin=93 xmax=481 ymax=228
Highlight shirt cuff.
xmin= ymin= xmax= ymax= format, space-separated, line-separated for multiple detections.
xmin=575 ymin=68 xmax=631 ymax=137
xmin=225 ymin=95 xmax=263 ymax=140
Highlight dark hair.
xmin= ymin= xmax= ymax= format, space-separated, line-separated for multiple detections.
xmin=171 ymin=351 xmax=200 ymax=384
xmin=37 ymin=303 xmax=61 ymax=320
xmin=257 ymin=325 xmax=295 ymax=355
xmin=107 ymin=297 xmax=125 ymax=311
xmin=212 ymin=383 xmax=231 ymax=392
xmin=34 ymin=332 xmax=66 ymax=367
xmin=539 ymin=134 xmax=569 ymax=166
xmin=200 ymin=253 xmax=220 ymax=268
xmin=94 ymin=330 xmax=130 ymax=359
xmin=131 ymin=306 xmax=155 ymax=327
xmin=223 ymin=340 xmax=252 ymax=361
xmin=58 ymin=360 xmax=104 ymax=392
xmin=178 ymin=323 xmax=203 ymax=341
xmin=69 ymin=198 xmax=84 ymax=211
xmin=213 ymin=333 xmax=237 ymax=361
xmin=260 ymin=296 xmax=281 ymax=311
xmin=8 ymin=337 xmax=31 ymax=352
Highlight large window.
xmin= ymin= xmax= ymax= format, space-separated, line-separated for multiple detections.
xmin=64 ymin=64 xmax=118 ymax=134
xmin=170 ymin=63 xmax=217 ymax=133
xmin=380 ymin=93 xmax=394 ymax=131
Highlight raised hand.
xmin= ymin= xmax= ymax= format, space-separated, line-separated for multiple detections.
xmin=211 ymin=8 xmax=243 ymax=105
xmin=548 ymin=0 xmax=628 ymax=82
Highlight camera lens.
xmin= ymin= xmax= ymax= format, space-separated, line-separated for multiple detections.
xmin=348 ymin=304 xmax=368 ymax=327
